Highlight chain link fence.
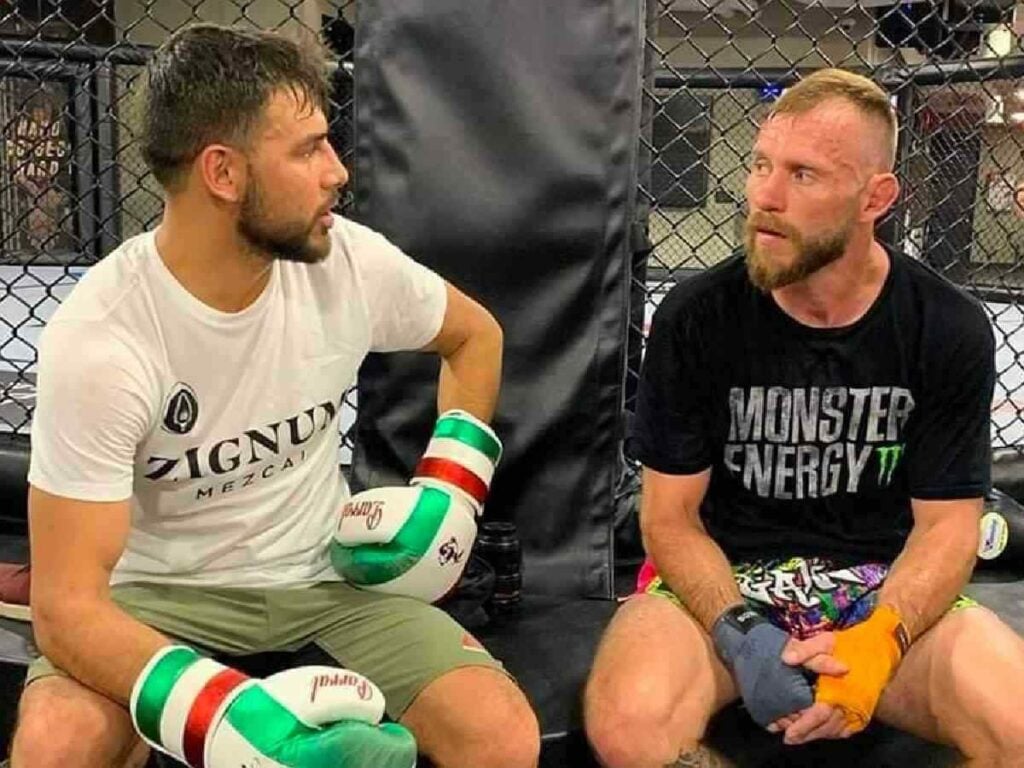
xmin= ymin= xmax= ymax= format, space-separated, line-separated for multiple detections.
xmin=0 ymin=1 xmax=359 ymax=457
xmin=0 ymin=1 xmax=1022 ymax=482
xmin=630 ymin=0 xmax=1024 ymax=464
xmin=613 ymin=0 xmax=1024 ymax=559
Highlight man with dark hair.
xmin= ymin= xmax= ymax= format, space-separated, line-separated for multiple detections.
xmin=585 ymin=68 xmax=1024 ymax=767
xmin=10 ymin=24 xmax=539 ymax=768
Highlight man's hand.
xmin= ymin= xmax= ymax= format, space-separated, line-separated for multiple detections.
xmin=770 ymin=606 xmax=909 ymax=745
xmin=331 ymin=410 xmax=502 ymax=603
xmin=777 ymin=702 xmax=854 ymax=745
xmin=131 ymin=646 xmax=416 ymax=768
xmin=711 ymin=606 xmax=819 ymax=727
xmin=814 ymin=605 xmax=908 ymax=733
xmin=765 ymin=632 xmax=852 ymax=744
xmin=331 ymin=484 xmax=477 ymax=602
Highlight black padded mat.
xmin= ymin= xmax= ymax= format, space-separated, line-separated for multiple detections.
xmin=966 ymin=575 xmax=1024 ymax=634
xmin=0 ymin=533 xmax=27 ymax=563
xmin=351 ymin=0 xmax=644 ymax=598
xmin=475 ymin=597 xmax=617 ymax=739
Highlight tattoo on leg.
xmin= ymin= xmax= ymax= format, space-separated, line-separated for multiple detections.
xmin=668 ymin=745 xmax=734 ymax=767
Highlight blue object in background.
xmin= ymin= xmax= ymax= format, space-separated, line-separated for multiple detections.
xmin=758 ymin=83 xmax=782 ymax=102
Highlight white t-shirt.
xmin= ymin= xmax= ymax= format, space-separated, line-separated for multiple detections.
xmin=28 ymin=215 xmax=447 ymax=588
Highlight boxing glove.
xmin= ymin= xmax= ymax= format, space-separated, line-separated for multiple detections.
xmin=331 ymin=410 xmax=502 ymax=602
xmin=130 ymin=645 xmax=416 ymax=768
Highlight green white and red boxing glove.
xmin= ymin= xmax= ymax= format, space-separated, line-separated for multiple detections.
xmin=409 ymin=409 xmax=502 ymax=514
xmin=130 ymin=645 xmax=416 ymax=768
xmin=330 ymin=410 xmax=502 ymax=602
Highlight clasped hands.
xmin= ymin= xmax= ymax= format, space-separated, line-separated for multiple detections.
xmin=713 ymin=604 xmax=906 ymax=746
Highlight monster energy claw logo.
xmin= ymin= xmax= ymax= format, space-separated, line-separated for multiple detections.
xmin=876 ymin=443 xmax=904 ymax=486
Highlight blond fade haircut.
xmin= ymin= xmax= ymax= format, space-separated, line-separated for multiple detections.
xmin=771 ymin=68 xmax=898 ymax=171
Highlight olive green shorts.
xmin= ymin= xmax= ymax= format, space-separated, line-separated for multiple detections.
xmin=25 ymin=580 xmax=507 ymax=718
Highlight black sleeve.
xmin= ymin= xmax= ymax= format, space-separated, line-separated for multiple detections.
xmin=628 ymin=292 xmax=714 ymax=474
xmin=906 ymin=305 xmax=994 ymax=499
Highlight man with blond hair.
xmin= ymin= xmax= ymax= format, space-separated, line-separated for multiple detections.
xmin=585 ymin=68 xmax=1024 ymax=767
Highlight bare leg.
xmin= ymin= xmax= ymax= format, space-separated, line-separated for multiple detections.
xmin=400 ymin=666 xmax=540 ymax=768
xmin=10 ymin=677 xmax=148 ymax=768
xmin=875 ymin=606 xmax=1024 ymax=768
xmin=584 ymin=595 xmax=738 ymax=768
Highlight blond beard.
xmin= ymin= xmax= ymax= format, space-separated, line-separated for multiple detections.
xmin=745 ymin=221 xmax=851 ymax=292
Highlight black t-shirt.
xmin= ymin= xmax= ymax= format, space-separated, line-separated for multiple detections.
xmin=631 ymin=250 xmax=995 ymax=564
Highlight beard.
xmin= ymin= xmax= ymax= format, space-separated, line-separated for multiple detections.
xmin=744 ymin=211 xmax=853 ymax=291
xmin=238 ymin=175 xmax=330 ymax=264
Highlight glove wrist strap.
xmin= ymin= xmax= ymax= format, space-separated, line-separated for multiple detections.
xmin=130 ymin=645 xmax=250 ymax=768
xmin=412 ymin=410 xmax=502 ymax=513
xmin=711 ymin=603 xmax=767 ymax=668
xmin=714 ymin=603 xmax=765 ymax=634
xmin=876 ymin=603 xmax=911 ymax=659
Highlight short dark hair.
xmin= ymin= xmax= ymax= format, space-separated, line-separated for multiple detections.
xmin=140 ymin=23 xmax=330 ymax=191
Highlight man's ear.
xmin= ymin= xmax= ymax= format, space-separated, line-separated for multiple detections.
xmin=196 ymin=144 xmax=247 ymax=204
xmin=861 ymin=172 xmax=900 ymax=224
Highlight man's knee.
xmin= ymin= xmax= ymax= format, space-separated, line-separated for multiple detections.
xmin=585 ymin=669 xmax=709 ymax=767
xmin=464 ymin=699 xmax=540 ymax=768
xmin=11 ymin=678 xmax=141 ymax=768
xmin=959 ymin=698 xmax=1024 ymax=764
xmin=991 ymin=711 xmax=1024 ymax=762
xmin=406 ymin=667 xmax=540 ymax=768
xmin=921 ymin=609 xmax=1024 ymax=763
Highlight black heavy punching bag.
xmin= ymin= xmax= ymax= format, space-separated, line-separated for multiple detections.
xmin=976 ymin=488 xmax=1024 ymax=571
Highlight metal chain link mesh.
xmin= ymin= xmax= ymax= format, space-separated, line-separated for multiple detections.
xmin=0 ymin=0 xmax=359 ymax=459
xmin=633 ymin=0 xmax=1024 ymax=477
xmin=610 ymin=0 xmax=1024 ymax=548
xmin=0 ymin=1 xmax=1022 ymax=479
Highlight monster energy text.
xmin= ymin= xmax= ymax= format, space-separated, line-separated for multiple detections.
xmin=724 ymin=386 xmax=915 ymax=499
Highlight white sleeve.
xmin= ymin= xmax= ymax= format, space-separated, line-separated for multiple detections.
xmin=28 ymin=322 xmax=155 ymax=502
xmin=347 ymin=222 xmax=448 ymax=353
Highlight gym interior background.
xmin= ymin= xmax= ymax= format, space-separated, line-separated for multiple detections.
xmin=0 ymin=1 xmax=1023 ymax=766
xmin=2 ymin=1 xmax=1024 ymax=494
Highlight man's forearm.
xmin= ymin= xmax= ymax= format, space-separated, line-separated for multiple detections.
xmin=877 ymin=517 xmax=977 ymax=640
xmin=647 ymin=523 xmax=743 ymax=632
xmin=34 ymin=597 xmax=170 ymax=705
xmin=436 ymin=326 xmax=502 ymax=421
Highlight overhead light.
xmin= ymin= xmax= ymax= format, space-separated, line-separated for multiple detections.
xmin=985 ymin=24 xmax=1014 ymax=58
xmin=1010 ymin=112 xmax=1024 ymax=124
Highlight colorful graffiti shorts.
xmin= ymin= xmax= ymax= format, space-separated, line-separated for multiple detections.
xmin=636 ymin=556 xmax=976 ymax=639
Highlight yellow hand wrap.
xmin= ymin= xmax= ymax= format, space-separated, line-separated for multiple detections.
xmin=814 ymin=604 xmax=910 ymax=733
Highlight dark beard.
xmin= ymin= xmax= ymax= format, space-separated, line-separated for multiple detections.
xmin=238 ymin=180 xmax=326 ymax=264
xmin=745 ymin=214 xmax=850 ymax=292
